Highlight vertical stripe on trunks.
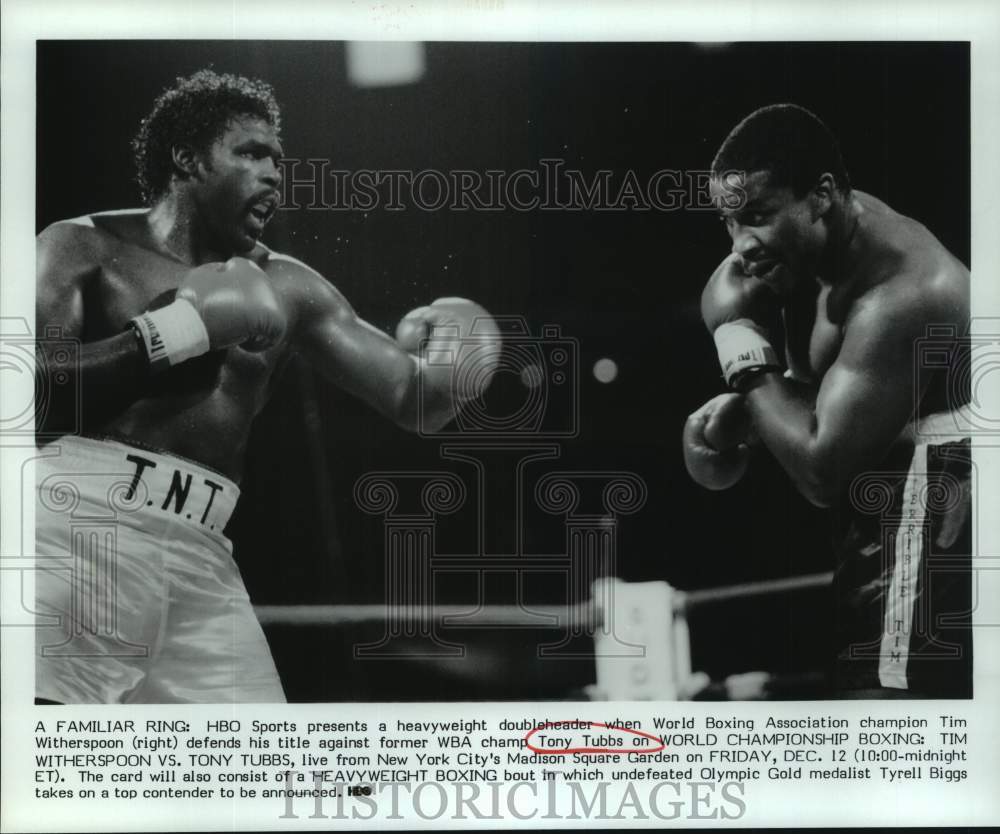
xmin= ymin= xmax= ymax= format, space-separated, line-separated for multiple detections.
xmin=879 ymin=443 xmax=928 ymax=689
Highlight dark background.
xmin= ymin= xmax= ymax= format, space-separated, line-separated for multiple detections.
xmin=36 ymin=41 xmax=969 ymax=700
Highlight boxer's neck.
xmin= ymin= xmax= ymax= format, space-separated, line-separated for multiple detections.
xmin=147 ymin=191 xmax=232 ymax=266
xmin=817 ymin=193 xmax=862 ymax=286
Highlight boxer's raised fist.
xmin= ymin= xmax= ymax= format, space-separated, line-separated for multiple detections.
xmin=682 ymin=393 xmax=751 ymax=490
xmin=130 ymin=257 xmax=286 ymax=372
xmin=396 ymin=297 xmax=502 ymax=401
xmin=178 ymin=257 xmax=286 ymax=352
xmin=702 ymin=390 xmax=752 ymax=451
xmin=701 ymin=254 xmax=780 ymax=335
xmin=702 ymin=256 xmax=784 ymax=388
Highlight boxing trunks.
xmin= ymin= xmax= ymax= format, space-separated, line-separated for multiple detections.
xmin=831 ymin=412 xmax=973 ymax=698
xmin=34 ymin=435 xmax=286 ymax=703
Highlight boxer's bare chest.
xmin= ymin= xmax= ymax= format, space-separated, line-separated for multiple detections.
xmin=87 ymin=221 xmax=291 ymax=478
xmin=87 ymin=237 xmax=199 ymax=334
xmin=782 ymin=281 xmax=844 ymax=383
xmin=90 ymin=226 xmax=287 ymax=380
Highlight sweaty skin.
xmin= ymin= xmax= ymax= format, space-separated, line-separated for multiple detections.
xmin=36 ymin=116 xmax=452 ymax=482
xmin=710 ymin=176 xmax=969 ymax=507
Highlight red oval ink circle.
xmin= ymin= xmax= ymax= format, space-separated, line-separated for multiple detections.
xmin=522 ymin=720 xmax=665 ymax=755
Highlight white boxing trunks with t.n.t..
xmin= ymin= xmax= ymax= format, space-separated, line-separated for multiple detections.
xmin=34 ymin=435 xmax=285 ymax=704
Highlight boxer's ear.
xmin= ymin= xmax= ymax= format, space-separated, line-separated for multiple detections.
xmin=809 ymin=173 xmax=836 ymax=220
xmin=171 ymin=144 xmax=200 ymax=180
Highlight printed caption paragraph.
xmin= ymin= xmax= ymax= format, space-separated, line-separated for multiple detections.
xmin=28 ymin=711 xmax=973 ymax=820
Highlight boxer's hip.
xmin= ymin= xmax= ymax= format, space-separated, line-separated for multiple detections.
xmin=35 ymin=434 xmax=240 ymax=540
xmin=831 ymin=414 xmax=972 ymax=698
xmin=33 ymin=435 xmax=283 ymax=703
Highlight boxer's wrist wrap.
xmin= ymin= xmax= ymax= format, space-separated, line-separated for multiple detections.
xmin=129 ymin=299 xmax=210 ymax=373
xmin=713 ymin=318 xmax=782 ymax=389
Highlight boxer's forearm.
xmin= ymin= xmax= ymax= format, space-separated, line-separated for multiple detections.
xmin=740 ymin=372 xmax=838 ymax=507
xmin=36 ymin=331 xmax=148 ymax=435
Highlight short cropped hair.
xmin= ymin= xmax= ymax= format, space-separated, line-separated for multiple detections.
xmin=132 ymin=69 xmax=282 ymax=204
xmin=711 ymin=104 xmax=850 ymax=196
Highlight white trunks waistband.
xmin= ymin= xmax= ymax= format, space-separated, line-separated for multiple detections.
xmin=912 ymin=404 xmax=974 ymax=445
xmin=36 ymin=435 xmax=240 ymax=538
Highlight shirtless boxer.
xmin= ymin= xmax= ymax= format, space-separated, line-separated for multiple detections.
xmin=683 ymin=104 xmax=971 ymax=698
xmin=34 ymin=70 xmax=501 ymax=703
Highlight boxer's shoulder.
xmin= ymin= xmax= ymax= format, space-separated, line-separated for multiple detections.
xmin=252 ymin=245 xmax=333 ymax=301
xmin=37 ymin=215 xmax=105 ymax=279
xmin=834 ymin=193 xmax=968 ymax=327
xmin=38 ymin=210 xmax=150 ymax=273
xmin=842 ymin=254 xmax=967 ymax=342
xmin=258 ymin=246 xmax=326 ymax=295
xmin=858 ymin=192 xmax=966 ymax=280
xmin=257 ymin=247 xmax=353 ymax=329
xmin=43 ymin=208 xmax=148 ymax=238
xmin=255 ymin=244 xmax=302 ymax=273
xmin=38 ymin=213 xmax=100 ymax=249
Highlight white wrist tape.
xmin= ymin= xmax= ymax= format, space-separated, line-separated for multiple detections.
xmin=130 ymin=299 xmax=211 ymax=372
xmin=713 ymin=318 xmax=780 ymax=387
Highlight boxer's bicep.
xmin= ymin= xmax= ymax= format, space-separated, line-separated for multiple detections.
xmin=811 ymin=299 xmax=925 ymax=489
xmin=295 ymin=278 xmax=418 ymax=425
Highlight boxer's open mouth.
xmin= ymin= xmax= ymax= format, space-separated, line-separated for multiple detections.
xmin=247 ymin=194 xmax=278 ymax=230
xmin=745 ymin=259 xmax=779 ymax=279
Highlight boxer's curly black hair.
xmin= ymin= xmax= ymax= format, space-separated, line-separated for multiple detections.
xmin=712 ymin=103 xmax=851 ymax=196
xmin=132 ymin=69 xmax=282 ymax=205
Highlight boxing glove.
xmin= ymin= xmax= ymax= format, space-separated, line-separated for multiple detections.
xmin=701 ymin=256 xmax=783 ymax=388
xmin=396 ymin=297 xmax=502 ymax=401
xmin=683 ymin=392 xmax=752 ymax=490
xmin=130 ymin=257 xmax=286 ymax=371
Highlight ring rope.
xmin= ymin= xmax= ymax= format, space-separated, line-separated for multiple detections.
xmin=254 ymin=571 xmax=833 ymax=627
